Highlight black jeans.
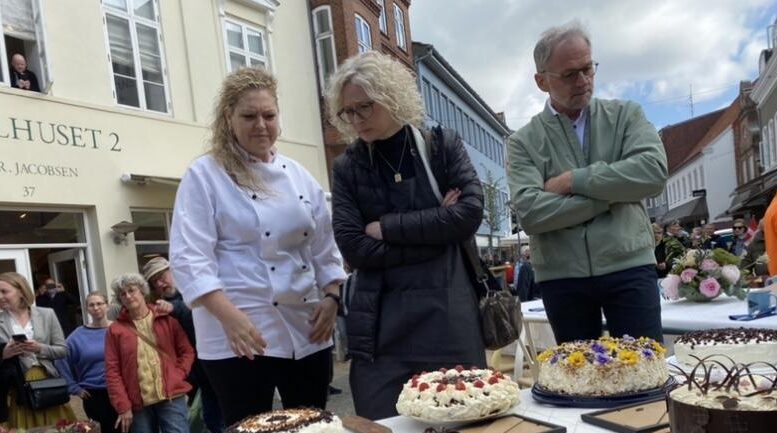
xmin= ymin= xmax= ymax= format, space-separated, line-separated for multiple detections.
xmin=538 ymin=264 xmax=663 ymax=343
xmin=201 ymin=348 xmax=331 ymax=426
xmin=82 ymin=388 xmax=119 ymax=433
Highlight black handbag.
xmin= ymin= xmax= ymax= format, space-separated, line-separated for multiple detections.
xmin=23 ymin=376 xmax=69 ymax=410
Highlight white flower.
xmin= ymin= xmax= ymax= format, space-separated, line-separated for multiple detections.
xmin=720 ymin=265 xmax=741 ymax=285
xmin=684 ymin=249 xmax=699 ymax=267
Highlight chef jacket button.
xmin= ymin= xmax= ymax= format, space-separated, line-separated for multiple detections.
xmin=282 ymin=164 xmax=286 ymax=169
xmin=299 ymin=195 xmax=303 ymax=200
xmin=251 ymin=194 xmax=257 ymax=200
xmin=270 ymin=266 xmax=275 ymax=271
xmin=273 ymin=302 xmax=278 ymax=306
xmin=303 ymin=298 xmax=307 ymax=302
xmin=302 ymin=265 xmax=307 ymax=270
xmin=265 ymin=232 xmax=270 ymax=237
xmin=303 ymin=232 xmax=308 ymax=237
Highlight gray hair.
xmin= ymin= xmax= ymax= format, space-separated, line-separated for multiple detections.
xmin=533 ymin=20 xmax=591 ymax=73
xmin=520 ymin=245 xmax=530 ymax=256
xmin=110 ymin=273 xmax=149 ymax=305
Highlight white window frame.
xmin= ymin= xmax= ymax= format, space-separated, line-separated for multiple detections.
xmin=769 ymin=119 xmax=776 ymax=170
xmin=101 ymin=0 xmax=171 ymax=114
xmin=223 ymin=18 xmax=269 ymax=73
xmin=311 ymin=6 xmax=337 ymax=93
xmin=392 ymin=3 xmax=405 ymax=50
xmin=0 ymin=0 xmax=51 ymax=90
xmin=355 ymin=14 xmax=372 ymax=53
xmin=376 ymin=0 xmax=387 ymax=34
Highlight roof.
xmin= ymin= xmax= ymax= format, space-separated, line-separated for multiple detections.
xmin=659 ymin=109 xmax=725 ymax=174
xmin=412 ymin=41 xmax=511 ymax=135
xmin=674 ymin=100 xmax=740 ymax=171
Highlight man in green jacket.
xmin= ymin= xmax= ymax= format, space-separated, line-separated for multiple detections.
xmin=507 ymin=21 xmax=667 ymax=344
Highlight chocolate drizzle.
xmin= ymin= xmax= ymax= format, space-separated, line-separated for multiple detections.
xmin=676 ymin=328 xmax=777 ymax=348
xmin=670 ymin=355 xmax=777 ymax=398
xmin=226 ymin=408 xmax=336 ymax=433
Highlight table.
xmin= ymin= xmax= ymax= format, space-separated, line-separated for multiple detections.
xmin=378 ymin=389 xmax=611 ymax=433
xmin=521 ymin=295 xmax=777 ymax=334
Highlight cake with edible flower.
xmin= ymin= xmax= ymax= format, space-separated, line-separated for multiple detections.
xmin=396 ymin=366 xmax=520 ymax=421
xmin=536 ymin=336 xmax=669 ymax=396
xmin=225 ymin=408 xmax=343 ymax=433
xmin=668 ymin=357 xmax=777 ymax=432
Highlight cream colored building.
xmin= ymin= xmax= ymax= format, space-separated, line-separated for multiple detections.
xmin=0 ymin=0 xmax=329 ymax=329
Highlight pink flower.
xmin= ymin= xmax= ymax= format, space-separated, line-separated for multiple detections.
xmin=680 ymin=268 xmax=698 ymax=283
xmin=700 ymin=259 xmax=719 ymax=272
xmin=699 ymin=277 xmax=721 ymax=298
xmin=661 ymin=275 xmax=681 ymax=300
xmin=721 ymin=265 xmax=741 ymax=285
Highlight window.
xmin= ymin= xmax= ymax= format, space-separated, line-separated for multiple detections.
xmin=422 ymin=78 xmax=432 ymax=114
xmin=103 ymin=0 xmax=169 ymax=113
xmin=132 ymin=210 xmax=172 ymax=269
xmin=441 ymin=95 xmax=449 ymax=126
xmin=432 ymin=87 xmax=440 ymax=120
xmin=224 ymin=19 xmax=268 ymax=73
xmin=355 ymin=14 xmax=371 ymax=53
xmin=770 ymin=119 xmax=777 ymax=170
xmin=392 ymin=3 xmax=405 ymax=50
xmin=0 ymin=0 xmax=51 ymax=90
xmin=312 ymin=6 xmax=336 ymax=91
xmin=376 ymin=0 xmax=387 ymax=33
xmin=699 ymin=169 xmax=704 ymax=188
xmin=448 ymin=100 xmax=456 ymax=129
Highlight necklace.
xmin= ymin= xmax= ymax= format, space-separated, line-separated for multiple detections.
xmin=373 ymin=129 xmax=409 ymax=183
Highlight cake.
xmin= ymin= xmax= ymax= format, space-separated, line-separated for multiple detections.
xmin=535 ymin=336 xmax=669 ymax=396
xmin=668 ymin=359 xmax=777 ymax=432
xmin=395 ymin=366 xmax=520 ymax=421
xmin=674 ymin=328 xmax=777 ymax=366
xmin=226 ymin=408 xmax=344 ymax=433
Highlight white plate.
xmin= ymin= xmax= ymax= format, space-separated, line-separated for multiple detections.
xmin=666 ymin=355 xmax=777 ymax=376
xmin=405 ymin=404 xmax=517 ymax=427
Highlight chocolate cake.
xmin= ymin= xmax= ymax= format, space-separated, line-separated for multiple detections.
xmin=674 ymin=328 xmax=777 ymax=366
xmin=226 ymin=408 xmax=343 ymax=433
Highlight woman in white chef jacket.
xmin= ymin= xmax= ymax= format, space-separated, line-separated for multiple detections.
xmin=169 ymin=68 xmax=347 ymax=425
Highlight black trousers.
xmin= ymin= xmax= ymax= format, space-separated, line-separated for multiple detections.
xmin=82 ymin=388 xmax=120 ymax=433
xmin=538 ymin=264 xmax=663 ymax=344
xmin=201 ymin=348 xmax=331 ymax=426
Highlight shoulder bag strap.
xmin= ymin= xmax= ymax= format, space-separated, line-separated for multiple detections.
xmin=118 ymin=321 xmax=173 ymax=360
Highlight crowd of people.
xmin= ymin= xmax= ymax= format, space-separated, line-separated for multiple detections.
xmin=3 ymin=18 xmax=775 ymax=432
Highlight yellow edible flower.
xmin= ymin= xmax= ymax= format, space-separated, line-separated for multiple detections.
xmin=566 ymin=351 xmax=586 ymax=368
xmin=618 ymin=350 xmax=639 ymax=365
xmin=651 ymin=342 xmax=667 ymax=355
xmin=604 ymin=341 xmax=618 ymax=352
xmin=537 ymin=349 xmax=554 ymax=363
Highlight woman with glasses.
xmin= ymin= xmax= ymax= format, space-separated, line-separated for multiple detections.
xmin=169 ymin=68 xmax=346 ymax=424
xmin=105 ymin=273 xmax=194 ymax=433
xmin=327 ymin=51 xmax=486 ymax=420
xmin=729 ymin=218 xmax=750 ymax=257
xmin=56 ymin=292 xmax=119 ymax=433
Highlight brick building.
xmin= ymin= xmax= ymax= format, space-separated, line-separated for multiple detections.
xmin=309 ymin=0 xmax=413 ymax=180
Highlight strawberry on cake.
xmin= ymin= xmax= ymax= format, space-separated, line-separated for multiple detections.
xmin=395 ymin=366 xmax=520 ymax=421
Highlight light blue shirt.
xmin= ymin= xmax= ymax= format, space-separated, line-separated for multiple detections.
xmin=547 ymin=99 xmax=587 ymax=149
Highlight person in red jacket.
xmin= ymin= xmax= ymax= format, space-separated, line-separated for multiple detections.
xmin=104 ymin=273 xmax=194 ymax=433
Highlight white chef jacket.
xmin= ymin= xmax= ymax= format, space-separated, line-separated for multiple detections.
xmin=170 ymin=153 xmax=347 ymax=360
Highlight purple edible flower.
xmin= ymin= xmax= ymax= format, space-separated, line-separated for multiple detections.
xmin=550 ymin=354 xmax=560 ymax=364
xmin=592 ymin=342 xmax=606 ymax=353
xmin=622 ymin=335 xmax=635 ymax=342
xmin=595 ymin=353 xmax=610 ymax=364
xmin=642 ymin=349 xmax=654 ymax=359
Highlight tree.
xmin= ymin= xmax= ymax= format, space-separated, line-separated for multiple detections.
xmin=481 ymin=169 xmax=510 ymax=260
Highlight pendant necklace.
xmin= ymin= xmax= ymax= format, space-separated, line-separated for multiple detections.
xmin=374 ymin=129 xmax=408 ymax=183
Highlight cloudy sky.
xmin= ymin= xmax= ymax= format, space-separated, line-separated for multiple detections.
xmin=409 ymin=0 xmax=777 ymax=131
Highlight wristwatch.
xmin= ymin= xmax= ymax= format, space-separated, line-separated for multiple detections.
xmin=323 ymin=292 xmax=342 ymax=313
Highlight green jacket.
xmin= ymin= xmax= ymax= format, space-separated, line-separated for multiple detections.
xmin=507 ymin=98 xmax=667 ymax=282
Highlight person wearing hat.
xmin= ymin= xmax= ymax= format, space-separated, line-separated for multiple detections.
xmin=142 ymin=257 xmax=224 ymax=433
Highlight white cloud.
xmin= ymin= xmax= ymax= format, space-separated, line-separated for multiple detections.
xmin=409 ymin=0 xmax=775 ymax=129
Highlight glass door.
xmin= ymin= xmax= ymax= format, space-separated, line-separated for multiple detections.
xmin=0 ymin=249 xmax=33 ymax=283
xmin=48 ymin=248 xmax=89 ymax=326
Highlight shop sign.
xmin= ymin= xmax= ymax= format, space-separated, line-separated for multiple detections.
xmin=0 ymin=116 xmax=121 ymax=152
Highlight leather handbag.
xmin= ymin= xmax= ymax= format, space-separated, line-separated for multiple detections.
xmin=23 ymin=376 xmax=69 ymax=410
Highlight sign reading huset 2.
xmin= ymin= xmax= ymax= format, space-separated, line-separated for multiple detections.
xmin=0 ymin=116 xmax=122 ymax=152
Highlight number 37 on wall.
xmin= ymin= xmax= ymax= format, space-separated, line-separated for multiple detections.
xmin=23 ymin=186 xmax=35 ymax=197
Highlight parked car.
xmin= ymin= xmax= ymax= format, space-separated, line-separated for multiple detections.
xmin=714 ymin=228 xmax=733 ymax=250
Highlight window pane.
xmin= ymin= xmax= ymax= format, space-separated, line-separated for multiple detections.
xmin=226 ymin=22 xmax=243 ymax=49
xmin=144 ymin=82 xmax=166 ymax=112
xmin=318 ymin=37 xmax=335 ymax=79
xmin=131 ymin=211 xmax=168 ymax=241
xmin=230 ymin=52 xmax=246 ymax=71
xmin=0 ymin=211 xmax=85 ymax=244
xmin=315 ymin=9 xmax=330 ymax=33
xmin=247 ymin=32 xmax=264 ymax=55
xmin=133 ymin=0 xmax=155 ymax=20
xmin=249 ymin=58 xmax=266 ymax=69
xmin=115 ymin=75 xmax=139 ymax=107
xmin=136 ymin=23 xmax=163 ymax=84
xmin=106 ymin=15 xmax=135 ymax=77
xmin=104 ymin=0 xmax=128 ymax=12
xmin=136 ymin=244 xmax=169 ymax=271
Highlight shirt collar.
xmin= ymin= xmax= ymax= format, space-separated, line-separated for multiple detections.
xmin=232 ymin=141 xmax=276 ymax=164
xmin=546 ymin=99 xmax=587 ymax=126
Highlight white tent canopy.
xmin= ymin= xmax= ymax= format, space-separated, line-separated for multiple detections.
xmin=499 ymin=230 xmax=529 ymax=246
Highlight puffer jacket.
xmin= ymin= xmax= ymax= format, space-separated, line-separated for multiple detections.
xmin=104 ymin=306 xmax=194 ymax=413
xmin=331 ymin=126 xmax=484 ymax=361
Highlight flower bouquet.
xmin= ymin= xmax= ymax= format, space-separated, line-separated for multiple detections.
xmin=660 ymin=248 xmax=746 ymax=302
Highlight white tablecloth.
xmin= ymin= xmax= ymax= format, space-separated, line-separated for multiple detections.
xmin=521 ymin=295 xmax=777 ymax=334
xmin=378 ymin=389 xmax=612 ymax=433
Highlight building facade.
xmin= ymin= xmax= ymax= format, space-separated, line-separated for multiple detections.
xmin=0 ymin=0 xmax=328 ymax=327
xmin=309 ymin=0 xmax=412 ymax=180
xmin=412 ymin=42 xmax=511 ymax=251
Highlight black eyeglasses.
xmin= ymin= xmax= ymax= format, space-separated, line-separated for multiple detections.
xmin=733 ymin=226 xmax=746 ymax=230
xmin=542 ymin=62 xmax=599 ymax=83
xmin=337 ymin=101 xmax=375 ymax=124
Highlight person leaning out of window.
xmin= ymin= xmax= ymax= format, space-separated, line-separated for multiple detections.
xmin=0 ymin=272 xmax=75 ymax=428
xmin=104 ymin=273 xmax=194 ymax=433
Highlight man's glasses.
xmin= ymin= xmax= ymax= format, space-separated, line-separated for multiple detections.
xmin=337 ymin=101 xmax=374 ymax=124
xmin=543 ymin=62 xmax=599 ymax=82
xmin=733 ymin=226 xmax=747 ymax=231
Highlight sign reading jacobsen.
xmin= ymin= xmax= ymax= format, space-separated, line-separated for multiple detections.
xmin=0 ymin=116 xmax=121 ymax=152
xmin=0 ymin=161 xmax=78 ymax=177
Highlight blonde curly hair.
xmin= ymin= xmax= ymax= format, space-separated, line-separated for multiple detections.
xmin=325 ymin=51 xmax=424 ymax=142
xmin=210 ymin=68 xmax=278 ymax=192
